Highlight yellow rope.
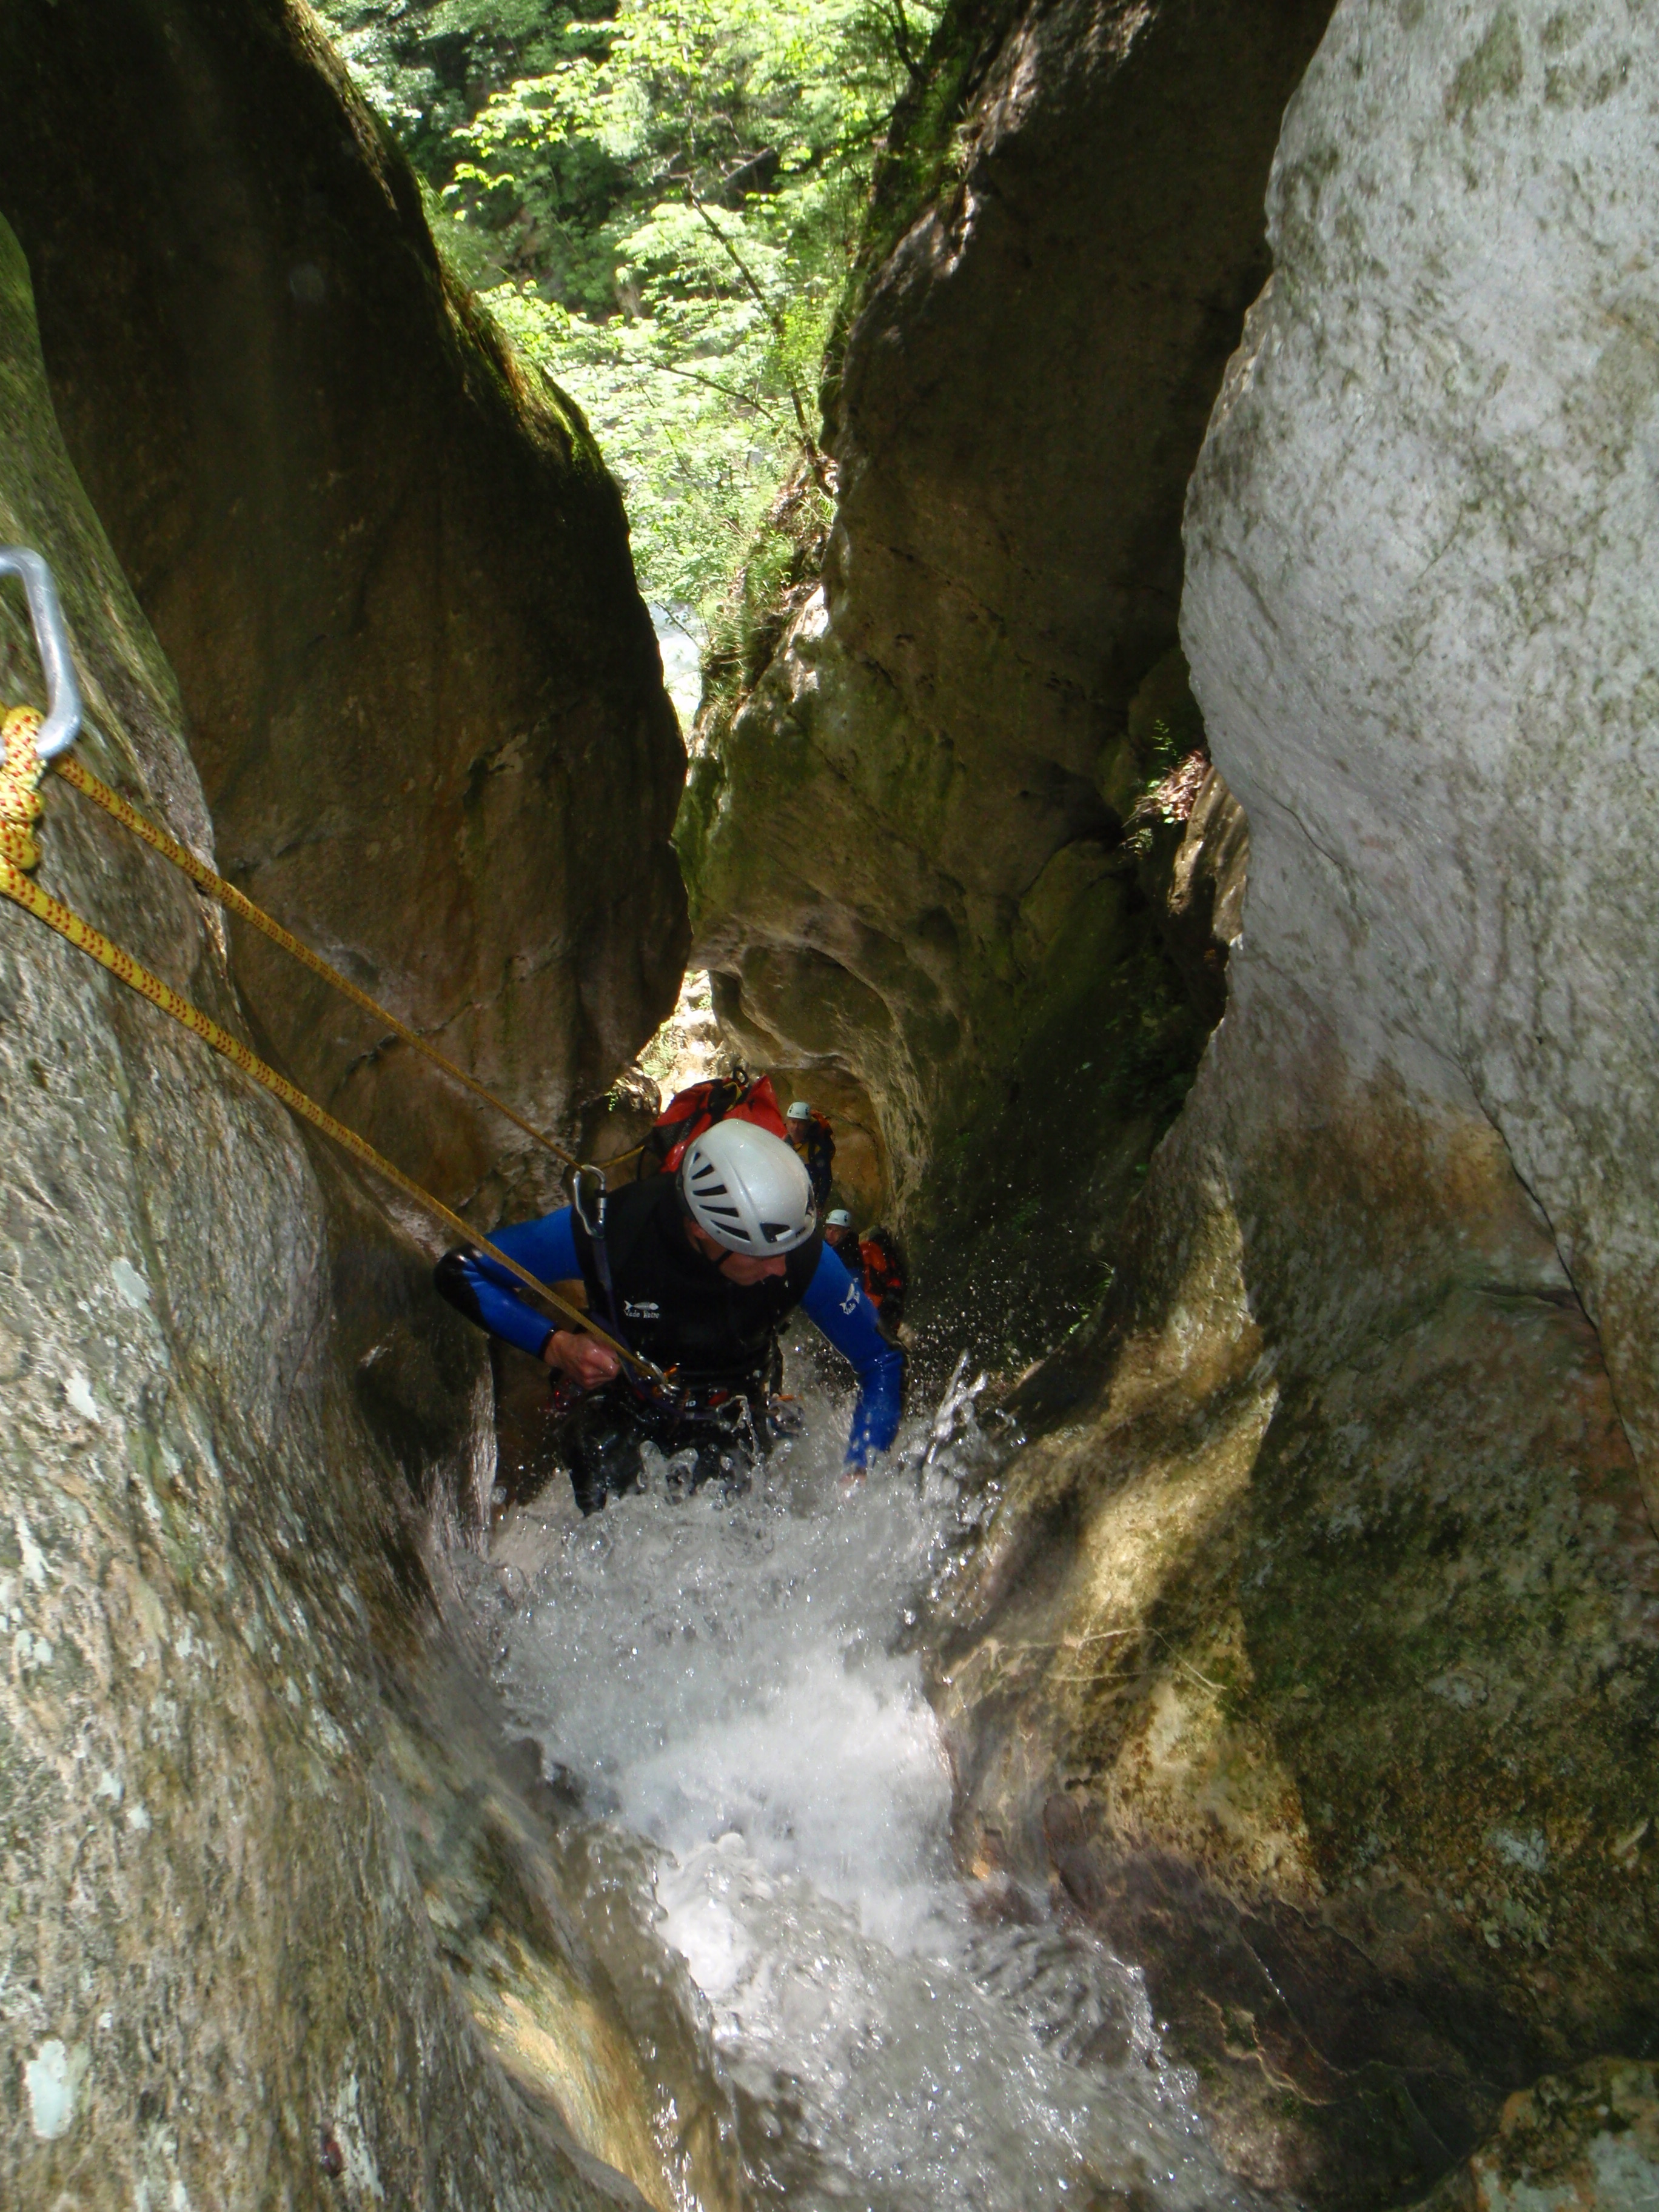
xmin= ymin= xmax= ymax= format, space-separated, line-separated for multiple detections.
xmin=0 ymin=704 xmax=43 ymax=870
xmin=0 ymin=707 xmax=664 ymax=1386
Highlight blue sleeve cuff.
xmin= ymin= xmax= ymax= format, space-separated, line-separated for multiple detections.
xmin=444 ymin=1208 xmax=581 ymax=1359
xmin=801 ymin=1247 xmax=906 ymax=1464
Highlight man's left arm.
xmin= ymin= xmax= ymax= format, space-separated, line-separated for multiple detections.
xmin=800 ymin=1246 xmax=905 ymax=1467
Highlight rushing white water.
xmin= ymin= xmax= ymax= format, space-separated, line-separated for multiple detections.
xmin=471 ymin=1344 xmax=1273 ymax=2211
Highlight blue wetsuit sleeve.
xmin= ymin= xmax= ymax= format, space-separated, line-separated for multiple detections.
xmin=439 ymin=1208 xmax=581 ymax=1359
xmin=800 ymin=1245 xmax=905 ymax=1467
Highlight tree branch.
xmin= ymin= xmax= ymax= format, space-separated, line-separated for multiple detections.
xmin=685 ymin=189 xmax=834 ymax=494
xmin=883 ymin=0 xmax=925 ymax=80
xmin=655 ymin=361 xmax=786 ymax=423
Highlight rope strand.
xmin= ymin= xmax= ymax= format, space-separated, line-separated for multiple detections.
xmin=51 ymin=748 xmax=586 ymax=1168
xmin=0 ymin=707 xmax=666 ymax=1386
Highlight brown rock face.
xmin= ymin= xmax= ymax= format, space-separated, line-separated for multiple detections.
xmin=0 ymin=0 xmax=686 ymax=1225
xmin=1411 ymin=2058 xmax=1659 ymax=2211
xmin=936 ymin=1024 xmax=1659 ymax=2204
xmin=829 ymin=0 xmax=1322 ymax=840
xmin=685 ymin=0 xmax=1329 ymax=1330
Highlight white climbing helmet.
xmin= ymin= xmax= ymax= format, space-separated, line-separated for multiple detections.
xmin=786 ymin=1100 xmax=813 ymax=1122
xmin=680 ymin=1119 xmax=817 ymax=1255
xmin=826 ymin=1208 xmax=854 ymax=1229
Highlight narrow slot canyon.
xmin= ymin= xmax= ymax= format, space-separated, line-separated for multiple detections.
xmin=2 ymin=4 xmax=1658 ymax=2209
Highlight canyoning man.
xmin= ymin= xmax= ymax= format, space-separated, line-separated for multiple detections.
xmin=435 ymin=1120 xmax=903 ymax=1515
xmin=823 ymin=1207 xmax=860 ymax=1264
xmin=784 ymin=1098 xmax=836 ymax=1209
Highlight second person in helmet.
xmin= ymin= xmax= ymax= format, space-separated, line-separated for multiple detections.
xmin=784 ymin=1099 xmax=836 ymax=1209
xmin=435 ymin=1120 xmax=903 ymax=1513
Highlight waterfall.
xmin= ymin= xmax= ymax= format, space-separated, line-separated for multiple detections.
xmin=464 ymin=1339 xmax=1270 ymax=2211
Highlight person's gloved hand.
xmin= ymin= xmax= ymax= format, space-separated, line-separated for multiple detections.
xmin=541 ymin=1327 xmax=622 ymax=1390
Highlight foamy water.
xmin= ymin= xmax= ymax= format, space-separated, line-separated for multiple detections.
xmin=469 ymin=1342 xmax=1273 ymax=2210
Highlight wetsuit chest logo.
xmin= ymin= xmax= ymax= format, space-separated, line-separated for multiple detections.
xmin=623 ymin=1299 xmax=662 ymax=1319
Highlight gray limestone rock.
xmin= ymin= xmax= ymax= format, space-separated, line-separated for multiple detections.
xmin=1184 ymin=0 xmax=1659 ymax=1519
xmin=932 ymin=1 xmax=1659 ymax=2200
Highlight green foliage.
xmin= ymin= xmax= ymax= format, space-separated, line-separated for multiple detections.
xmin=314 ymin=0 xmax=939 ymax=633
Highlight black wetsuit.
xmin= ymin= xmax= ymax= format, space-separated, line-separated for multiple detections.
xmin=565 ymin=1177 xmax=823 ymax=1510
xmin=789 ymin=1116 xmax=836 ymax=1210
xmin=574 ymin=1175 xmax=822 ymax=1382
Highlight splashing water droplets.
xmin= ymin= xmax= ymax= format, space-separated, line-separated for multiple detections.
xmin=472 ymin=1346 xmax=1267 ymax=2211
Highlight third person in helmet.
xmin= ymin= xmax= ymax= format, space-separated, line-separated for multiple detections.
xmin=784 ymin=1099 xmax=836 ymax=1210
xmin=434 ymin=1120 xmax=903 ymax=1514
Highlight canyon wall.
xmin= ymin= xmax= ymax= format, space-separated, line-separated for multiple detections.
xmin=0 ymin=209 xmax=726 ymax=2208
xmin=0 ymin=0 xmax=686 ymax=1230
xmin=936 ymin=2 xmax=1659 ymax=2203
xmin=684 ymin=0 xmax=1332 ymax=1339
xmin=0 ymin=6 xmax=734 ymax=2201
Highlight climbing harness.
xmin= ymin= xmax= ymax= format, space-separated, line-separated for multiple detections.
xmin=571 ymin=1167 xmax=626 ymax=1339
xmin=0 ymin=547 xmax=666 ymax=1387
xmin=571 ymin=1163 xmax=692 ymax=1415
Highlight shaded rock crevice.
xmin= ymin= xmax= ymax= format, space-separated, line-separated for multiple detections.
xmin=685 ymin=0 xmax=1333 ymax=1347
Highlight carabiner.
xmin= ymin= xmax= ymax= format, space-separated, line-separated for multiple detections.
xmin=0 ymin=548 xmax=82 ymax=762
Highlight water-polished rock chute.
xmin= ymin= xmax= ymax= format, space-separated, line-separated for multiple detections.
xmin=5 ymin=0 xmax=1659 ymax=2207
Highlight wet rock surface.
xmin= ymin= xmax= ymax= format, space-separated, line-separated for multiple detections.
xmin=0 ymin=215 xmax=705 ymax=2212
xmin=1411 ymin=2057 xmax=1659 ymax=2211
xmin=684 ymin=0 xmax=1327 ymax=1333
xmin=0 ymin=0 xmax=686 ymax=1228
xmin=4 ymin=0 xmax=1655 ymax=2202
xmin=937 ymin=1078 xmax=1658 ymax=2200
xmin=932 ymin=3 xmax=1659 ymax=2202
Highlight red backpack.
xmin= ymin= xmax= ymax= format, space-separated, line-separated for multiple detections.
xmin=638 ymin=1072 xmax=788 ymax=1178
